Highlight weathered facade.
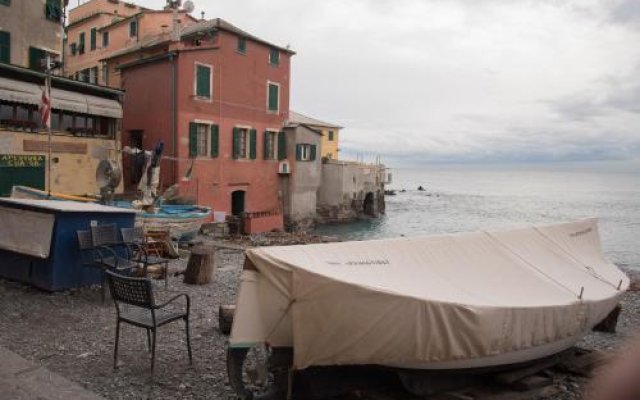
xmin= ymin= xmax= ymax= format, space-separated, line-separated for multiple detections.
xmin=280 ymin=124 xmax=322 ymax=230
xmin=113 ymin=18 xmax=294 ymax=233
xmin=65 ymin=0 xmax=196 ymax=86
xmin=289 ymin=111 xmax=342 ymax=160
xmin=316 ymin=160 xmax=386 ymax=223
xmin=0 ymin=0 xmax=65 ymax=69
xmin=0 ymin=63 xmax=123 ymax=196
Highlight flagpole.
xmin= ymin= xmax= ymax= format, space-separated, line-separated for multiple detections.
xmin=46 ymin=54 xmax=52 ymax=198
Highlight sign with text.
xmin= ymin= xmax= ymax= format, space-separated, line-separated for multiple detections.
xmin=0 ymin=154 xmax=46 ymax=168
xmin=23 ymin=140 xmax=87 ymax=155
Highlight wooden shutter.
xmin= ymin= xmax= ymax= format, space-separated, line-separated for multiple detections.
xmin=90 ymin=28 xmax=97 ymax=50
xmin=102 ymin=31 xmax=109 ymax=47
xmin=268 ymin=84 xmax=278 ymax=111
xmin=277 ymin=131 xmax=287 ymax=160
xmin=210 ymin=125 xmax=219 ymax=158
xmin=249 ymin=129 xmax=257 ymax=159
xmin=0 ymin=31 xmax=9 ymax=64
xmin=296 ymin=144 xmax=302 ymax=161
xmin=263 ymin=131 xmax=269 ymax=159
xmin=232 ymin=127 xmax=240 ymax=159
xmin=189 ymin=123 xmax=198 ymax=158
xmin=310 ymin=145 xmax=317 ymax=161
xmin=196 ymin=65 xmax=211 ymax=98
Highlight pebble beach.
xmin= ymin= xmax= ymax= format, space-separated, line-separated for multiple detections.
xmin=0 ymin=236 xmax=638 ymax=400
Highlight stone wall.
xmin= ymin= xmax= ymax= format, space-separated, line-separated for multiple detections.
xmin=316 ymin=160 xmax=385 ymax=224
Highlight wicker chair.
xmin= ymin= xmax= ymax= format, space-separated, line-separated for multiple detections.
xmin=105 ymin=270 xmax=192 ymax=373
xmin=121 ymin=227 xmax=170 ymax=288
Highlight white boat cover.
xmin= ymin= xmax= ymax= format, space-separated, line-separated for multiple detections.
xmin=231 ymin=219 xmax=628 ymax=369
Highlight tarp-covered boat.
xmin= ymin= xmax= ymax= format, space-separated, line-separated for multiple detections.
xmin=229 ymin=219 xmax=628 ymax=376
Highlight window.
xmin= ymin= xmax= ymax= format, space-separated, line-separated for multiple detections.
xmin=69 ymin=42 xmax=77 ymax=56
xmin=28 ymin=47 xmax=46 ymax=70
xmin=263 ymin=131 xmax=277 ymax=160
xmin=232 ymin=128 xmax=256 ymax=159
xmin=129 ymin=20 xmax=137 ymax=37
xmin=45 ymin=0 xmax=62 ymax=22
xmin=0 ymin=31 xmax=9 ymax=64
xmin=101 ymin=65 xmax=109 ymax=85
xmin=194 ymin=63 xmax=211 ymax=99
xmin=79 ymin=68 xmax=90 ymax=82
xmin=78 ymin=32 xmax=85 ymax=54
xmin=90 ymin=28 xmax=97 ymax=50
xmin=0 ymin=0 xmax=10 ymax=6
xmin=89 ymin=66 xmax=98 ymax=84
xmin=267 ymin=82 xmax=279 ymax=113
xmin=269 ymin=48 xmax=280 ymax=65
xmin=102 ymin=31 xmax=109 ymax=48
xmin=237 ymin=37 xmax=246 ymax=54
xmin=188 ymin=123 xmax=219 ymax=158
xmin=328 ymin=130 xmax=334 ymax=141
xmin=296 ymin=144 xmax=317 ymax=162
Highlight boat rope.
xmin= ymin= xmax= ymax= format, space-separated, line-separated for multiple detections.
xmin=483 ymin=232 xmax=582 ymax=299
xmin=532 ymin=227 xmax=619 ymax=290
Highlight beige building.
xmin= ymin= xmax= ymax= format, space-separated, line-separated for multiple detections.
xmin=65 ymin=0 xmax=196 ymax=86
xmin=0 ymin=63 xmax=123 ymax=196
xmin=288 ymin=111 xmax=343 ymax=160
xmin=0 ymin=0 xmax=66 ymax=69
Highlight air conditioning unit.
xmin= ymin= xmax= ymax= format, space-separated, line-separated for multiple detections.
xmin=278 ymin=160 xmax=291 ymax=174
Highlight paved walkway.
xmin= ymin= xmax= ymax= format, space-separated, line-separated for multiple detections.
xmin=0 ymin=346 xmax=105 ymax=400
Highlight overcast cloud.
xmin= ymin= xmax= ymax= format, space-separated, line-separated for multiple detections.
xmin=134 ymin=0 xmax=640 ymax=165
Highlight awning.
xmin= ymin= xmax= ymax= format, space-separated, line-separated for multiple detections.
xmin=0 ymin=77 xmax=122 ymax=119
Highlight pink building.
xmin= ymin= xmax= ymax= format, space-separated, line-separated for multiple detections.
xmin=114 ymin=19 xmax=294 ymax=233
xmin=65 ymin=0 xmax=196 ymax=86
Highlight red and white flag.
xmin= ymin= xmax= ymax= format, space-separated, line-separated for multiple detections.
xmin=40 ymin=77 xmax=51 ymax=129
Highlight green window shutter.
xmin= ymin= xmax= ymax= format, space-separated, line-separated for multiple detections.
xmin=277 ymin=131 xmax=287 ymax=160
xmin=102 ymin=31 xmax=109 ymax=47
xmin=0 ymin=0 xmax=11 ymax=6
xmin=210 ymin=125 xmax=219 ymax=158
xmin=295 ymin=144 xmax=302 ymax=161
xmin=0 ymin=31 xmax=10 ymax=64
xmin=237 ymin=37 xmax=246 ymax=53
xmin=45 ymin=0 xmax=61 ymax=22
xmin=90 ymin=28 xmax=97 ymax=50
xmin=28 ymin=47 xmax=45 ymax=70
xmin=249 ymin=129 xmax=257 ymax=160
xmin=310 ymin=145 xmax=317 ymax=161
xmin=70 ymin=42 xmax=77 ymax=56
xmin=189 ymin=122 xmax=198 ymax=158
xmin=268 ymin=83 xmax=279 ymax=112
xmin=263 ymin=131 xmax=269 ymax=159
xmin=79 ymin=33 xmax=85 ymax=54
xmin=196 ymin=65 xmax=211 ymax=98
xmin=129 ymin=20 xmax=137 ymax=37
xmin=232 ymin=127 xmax=240 ymax=159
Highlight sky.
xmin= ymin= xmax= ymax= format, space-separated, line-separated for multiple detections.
xmin=131 ymin=0 xmax=640 ymax=167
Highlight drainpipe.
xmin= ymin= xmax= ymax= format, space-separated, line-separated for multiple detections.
xmin=170 ymin=52 xmax=178 ymax=185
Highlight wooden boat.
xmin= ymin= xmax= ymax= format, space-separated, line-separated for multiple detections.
xmin=11 ymin=186 xmax=210 ymax=241
xmin=227 ymin=219 xmax=628 ymax=397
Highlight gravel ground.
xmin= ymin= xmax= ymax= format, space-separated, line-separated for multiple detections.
xmin=0 ymin=242 xmax=638 ymax=400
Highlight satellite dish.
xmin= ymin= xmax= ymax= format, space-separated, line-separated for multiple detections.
xmin=96 ymin=160 xmax=122 ymax=190
xmin=182 ymin=0 xmax=195 ymax=13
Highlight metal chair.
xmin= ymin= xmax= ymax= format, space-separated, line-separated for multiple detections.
xmin=121 ymin=227 xmax=170 ymax=288
xmin=77 ymin=230 xmax=139 ymax=302
xmin=105 ymin=270 xmax=192 ymax=373
xmin=90 ymin=224 xmax=148 ymax=275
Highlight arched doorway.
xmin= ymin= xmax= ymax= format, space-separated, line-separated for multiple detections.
xmin=231 ymin=190 xmax=246 ymax=216
xmin=363 ymin=192 xmax=375 ymax=216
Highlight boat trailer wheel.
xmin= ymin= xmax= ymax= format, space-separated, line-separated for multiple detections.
xmin=227 ymin=346 xmax=293 ymax=400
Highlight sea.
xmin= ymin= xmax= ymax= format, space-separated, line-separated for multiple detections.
xmin=314 ymin=164 xmax=640 ymax=270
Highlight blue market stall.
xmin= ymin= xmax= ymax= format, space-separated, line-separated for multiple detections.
xmin=0 ymin=198 xmax=136 ymax=291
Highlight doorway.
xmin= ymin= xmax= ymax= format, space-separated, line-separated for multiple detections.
xmin=363 ymin=192 xmax=375 ymax=216
xmin=231 ymin=190 xmax=246 ymax=216
xmin=128 ymin=130 xmax=143 ymax=185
